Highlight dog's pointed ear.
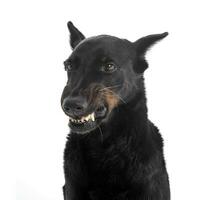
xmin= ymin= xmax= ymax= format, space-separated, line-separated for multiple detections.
xmin=67 ymin=21 xmax=85 ymax=49
xmin=133 ymin=32 xmax=168 ymax=73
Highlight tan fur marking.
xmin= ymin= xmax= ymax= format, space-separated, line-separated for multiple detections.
xmin=84 ymin=84 xmax=119 ymax=112
xmin=101 ymin=89 xmax=119 ymax=112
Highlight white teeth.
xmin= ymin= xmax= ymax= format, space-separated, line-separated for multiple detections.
xmin=91 ymin=113 xmax=95 ymax=121
xmin=86 ymin=115 xmax=90 ymax=121
xmin=69 ymin=117 xmax=74 ymax=122
xmin=69 ymin=112 xmax=95 ymax=123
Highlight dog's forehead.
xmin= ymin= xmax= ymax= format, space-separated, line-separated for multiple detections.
xmin=70 ymin=35 xmax=132 ymax=61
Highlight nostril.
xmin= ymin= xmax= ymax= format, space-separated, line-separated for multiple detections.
xmin=65 ymin=107 xmax=70 ymax=111
xmin=76 ymin=106 xmax=83 ymax=111
xmin=63 ymin=105 xmax=70 ymax=112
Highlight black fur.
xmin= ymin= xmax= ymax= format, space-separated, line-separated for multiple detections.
xmin=61 ymin=21 xmax=170 ymax=200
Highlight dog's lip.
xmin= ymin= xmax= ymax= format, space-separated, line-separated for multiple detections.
xmin=69 ymin=112 xmax=95 ymax=123
xmin=67 ymin=105 xmax=108 ymax=123
xmin=68 ymin=119 xmax=96 ymax=134
xmin=68 ymin=106 xmax=108 ymax=134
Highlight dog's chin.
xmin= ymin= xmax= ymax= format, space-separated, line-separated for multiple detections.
xmin=68 ymin=106 xmax=108 ymax=134
xmin=69 ymin=119 xmax=99 ymax=134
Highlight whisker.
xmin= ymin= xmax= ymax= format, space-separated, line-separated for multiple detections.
xmin=99 ymin=84 xmax=122 ymax=91
xmin=114 ymin=93 xmax=127 ymax=104
xmin=102 ymin=90 xmax=127 ymax=104
xmin=98 ymin=125 xmax=103 ymax=143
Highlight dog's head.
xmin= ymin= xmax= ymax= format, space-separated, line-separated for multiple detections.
xmin=61 ymin=22 xmax=168 ymax=134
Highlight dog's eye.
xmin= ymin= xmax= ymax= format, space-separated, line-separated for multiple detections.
xmin=100 ymin=62 xmax=117 ymax=73
xmin=64 ymin=62 xmax=73 ymax=71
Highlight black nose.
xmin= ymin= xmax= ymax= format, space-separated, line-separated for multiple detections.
xmin=62 ymin=96 xmax=88 ymax=117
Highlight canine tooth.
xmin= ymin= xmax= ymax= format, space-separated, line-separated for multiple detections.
xmin=89 ymin=114 xmax=92 ymax=121
xmin=80 ymin=113 xmax=95 ymax=122
xmin=91 ymin=113 xmax=95 ymax=121
xmin=85 ymin=115 xmax=89 ymax=121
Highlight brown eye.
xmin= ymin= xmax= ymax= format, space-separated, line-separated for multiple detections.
xmin=101 ymin=62 xmax=117 ymax=73
xmin=64 ymin=61 xmax=73 ymax=71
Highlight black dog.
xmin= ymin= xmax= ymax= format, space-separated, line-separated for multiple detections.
xmin=61 ymin=21 xmax=170 ymax=200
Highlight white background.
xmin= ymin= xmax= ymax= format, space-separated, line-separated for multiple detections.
xmin=0 ymin=0 xmax=200 ymax=199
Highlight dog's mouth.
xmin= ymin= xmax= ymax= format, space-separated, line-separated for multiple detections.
xmin=68 ymin=105 xmax=108 ymax=134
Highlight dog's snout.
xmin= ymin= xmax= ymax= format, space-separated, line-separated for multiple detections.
xmin=62 ymin=96 xmax=88 ymax=117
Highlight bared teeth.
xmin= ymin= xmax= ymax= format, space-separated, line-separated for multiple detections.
xmin=91 ymin=113 xmax=95 ymax=121
xmin=69 ymin=112 xmax=95 ymax=123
